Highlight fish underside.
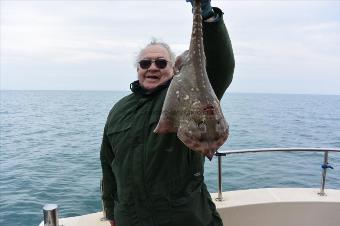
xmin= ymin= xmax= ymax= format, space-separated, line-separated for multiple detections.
xmin=154 ymin=0 xmax=229 ymax=160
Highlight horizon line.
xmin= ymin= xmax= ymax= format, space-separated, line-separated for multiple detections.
xmin=1 ymin=89 xmax=339 ymax=96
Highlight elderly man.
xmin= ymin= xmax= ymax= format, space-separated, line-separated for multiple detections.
xmin=100 ymin=0 xmax=234 ymax=225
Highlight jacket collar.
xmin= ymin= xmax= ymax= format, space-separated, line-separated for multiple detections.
xmin=130 ymin=79 xmax=172 ymax=96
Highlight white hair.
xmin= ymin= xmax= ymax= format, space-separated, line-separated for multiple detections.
xmin=135 ymin=38 xmax=176 ymax=68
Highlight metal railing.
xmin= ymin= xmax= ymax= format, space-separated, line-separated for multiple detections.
xmin=214 ymin=148 xmax=340 ymax=201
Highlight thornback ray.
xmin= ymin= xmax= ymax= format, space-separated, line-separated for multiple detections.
xmin=154 ymin=0 xmax=229 ymax=160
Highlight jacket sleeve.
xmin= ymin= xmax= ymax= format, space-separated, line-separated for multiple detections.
xmin=100 ymin=122 xmax=116 ymax=221
xmin=203 ymin=7 xmax=235 ymax=100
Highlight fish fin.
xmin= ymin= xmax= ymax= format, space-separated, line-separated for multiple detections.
xmin=206 ymin=153 xmax=214 ymax=161
xmin=174 ymin=50 xmax=189 ymax=75
xmin=154 ymin=118 xmax=178 ymax=134
xmin=205 ymin=149 xmax=217 ymax=161
xmin=206 ymin=155 xmax=213 ymax=161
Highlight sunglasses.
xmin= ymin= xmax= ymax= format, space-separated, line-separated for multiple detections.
xmin=138 ymin=59 xmax=168 ymax=70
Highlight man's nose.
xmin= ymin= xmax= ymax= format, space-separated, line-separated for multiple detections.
xmin=148 ymin=62 xmax=159 ymax=70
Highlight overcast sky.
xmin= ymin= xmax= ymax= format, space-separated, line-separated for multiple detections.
xmin=1 ymin=0 xmax=340 ymax=94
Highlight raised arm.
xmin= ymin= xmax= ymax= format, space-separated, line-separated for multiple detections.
xmin=203 ymin=7 xmax=235 ymax=100
xmin=187 ymin=0 xmax=235 ymax=100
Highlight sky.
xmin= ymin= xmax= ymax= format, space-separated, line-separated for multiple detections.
xmin=1 ymin=0 xmax=340 ymax=95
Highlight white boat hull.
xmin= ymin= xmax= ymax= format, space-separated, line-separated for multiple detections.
xmin=212 ymin=188 xmax=340 ymax=226
xmin=39 ymin=188 xmax=340 ymax=226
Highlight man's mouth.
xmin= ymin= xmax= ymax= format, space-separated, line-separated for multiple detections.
xmin=146 ymin=75 xmax=159 ymax=80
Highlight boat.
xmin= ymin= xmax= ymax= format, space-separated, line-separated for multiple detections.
xmin=39 ymin=147 xmax=340 ymax=226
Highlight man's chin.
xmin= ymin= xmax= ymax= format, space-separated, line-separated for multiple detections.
xmin=141 ymin=78 xmax=172 ymax=90
xmin=141 ymin=82 xmax=159 ymax=90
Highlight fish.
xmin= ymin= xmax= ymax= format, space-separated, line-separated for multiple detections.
xmin=154 ymin=0 xmax=229 ymax=160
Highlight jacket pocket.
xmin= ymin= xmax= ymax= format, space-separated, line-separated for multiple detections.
xmin=169 ymin=178 xmax=213 ymax=226
xmin=170 ymin=177 xmax=202 ymax=207
xmin=106 ymin=123 xmax=132 ymax=163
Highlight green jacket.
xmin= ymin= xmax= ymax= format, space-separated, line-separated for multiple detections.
xmin=100 ymin=8 xmax=234 ymax=226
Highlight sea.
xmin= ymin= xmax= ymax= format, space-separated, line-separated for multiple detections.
xmin=1 ymin=90 xmax=339 ymax=226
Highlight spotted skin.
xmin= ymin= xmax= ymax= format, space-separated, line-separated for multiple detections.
xmin=154 ymin=0 xmax=229 ymax=160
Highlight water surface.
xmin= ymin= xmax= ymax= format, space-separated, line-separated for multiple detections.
xmin=1 ymin=91 xmax=339 ymax=226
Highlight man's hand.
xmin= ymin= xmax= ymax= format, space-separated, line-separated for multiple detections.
xmin=109 ymin=220 xmax=116 ymax=226
xmin=186 ymin=0 xmax=214 ymax=19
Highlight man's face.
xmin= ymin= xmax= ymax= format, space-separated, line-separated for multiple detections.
xmin=137 ymin=45 xmax=174 ymax=90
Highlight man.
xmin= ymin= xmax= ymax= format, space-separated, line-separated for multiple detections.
xmin=100 ymin=0 xmax=234 ymax=225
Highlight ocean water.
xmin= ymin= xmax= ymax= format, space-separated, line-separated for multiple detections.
xmin=0 ymin=91 xmax=339 ymax=226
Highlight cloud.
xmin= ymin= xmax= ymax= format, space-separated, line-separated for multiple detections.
xmin=1 ymin=1 xmax=190 ymax=64
xmin=1 ymin=1 xmax=340 ymax=94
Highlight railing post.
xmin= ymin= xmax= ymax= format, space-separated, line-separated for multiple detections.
xmin=215 ymin=153 xmax=223 ymax=201
xmin=318 ymin=151 xmax=329 ymax=196
xmin=43 ymin=204 xmax=59 ymax=226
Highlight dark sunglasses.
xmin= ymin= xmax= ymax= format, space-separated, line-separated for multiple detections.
xmin=138 ymin=59 xmax=168 ymax=70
